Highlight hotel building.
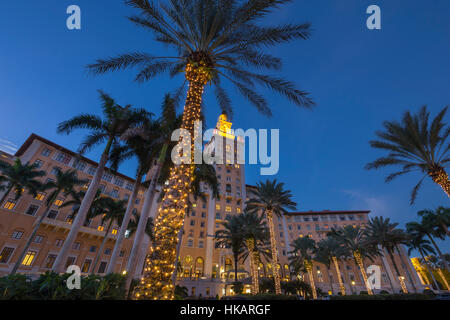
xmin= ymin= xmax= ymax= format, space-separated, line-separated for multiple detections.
xmin=0 ymin=115 xmax=424 ymax=297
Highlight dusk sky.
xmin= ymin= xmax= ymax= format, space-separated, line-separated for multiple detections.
xmin=1 ymin=0 xmax=449 ymax=252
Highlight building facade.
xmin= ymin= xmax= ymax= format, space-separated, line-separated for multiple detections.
xmin=0 ymin=115 xmax=424 ymax=297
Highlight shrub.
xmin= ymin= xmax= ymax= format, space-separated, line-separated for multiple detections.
xmin=0 ymin=274 xmax=32 ymax=300
xmin=231 ymin=281 xmax=244 ymax=295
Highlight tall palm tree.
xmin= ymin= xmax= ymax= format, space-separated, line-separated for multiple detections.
xmin=406 ymin=219 xmax=449 ymax=273
xmin=406 ymin=233 xmax=440 ymax=290
xmin=329 ymin=225 xmax=379 ymax=295
xmin=289 ymin=237 xmax=317 ymax=299
xmin=366 ymin=106 xmax=450 ymax=204
xmin=215 ymin=214 xmax=245 ymax=284
xmin=418 ymin=206 xmax=450 ymax=237
xmin=0 ymin=159 xmax=45 ymax=205
xmin=246 ymin=179 xmax=296 ymax=294
xmin=90 ymin=197 xmax=127 ymax=274
xmin=10 ymin=168 xmax=86 ymax=274
xmin=88 ymin=0 xmax=314 ymax=300
xmin=314 ymin=237 xmax=349 ymax=296
xmin=239 ymin=210 xmax=270 ymax=294
xmin=427 ymin=255 xmax=450 ymax=290
xmin=366 ymin=216 xmax=409 ymax=293
xmin=52 ymin=91 xmax=148 ymax=273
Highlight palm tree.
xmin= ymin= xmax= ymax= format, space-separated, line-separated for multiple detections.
xmin=366 ymin=216 xmax=409 ymax=293
xmin=88 ymin=0 xmax=314 ymax=300
xmin=289 ymin=237 xmax=317 ymax=299
xmin=406 ymin=233 xmax=440 ymax=290
xmin=246 ymin=179 xmax=296 ymax=294
xmin=0 ymin=159 xmax=45 ymax=205
xmin=407 ymin=220 xmax=449 ymax=274
xmin=328 ymin=225 xmax=378 ymax=295
xmin=366 ymin=106 xmax=450 ymax=204
xmin=239 ymin=210 xmax=270 ymax=294
xmin=418 ymin=206 xmax=449 ymax=237
xmin=52 ymin=91 xmax=148 ymax=273
xmin=10 ymin=168 xmax=86 ymax=274
xmin=427 ymin=255 xmax=450 ymax=290
xmin=89 ymin=197 xmax=127 ymax=274
xmin=314 ymin=237 xmax=349 ymax=296
xmin=215 ymin=215 xmax=245 ymax=284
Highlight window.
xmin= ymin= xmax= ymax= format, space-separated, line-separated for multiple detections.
xmin=123 ymin=194 xmax=130 ymax=201
xmin=225 ymin=206 xmax=231 ymax=212
xmin=3 ymin=199 xmax=16 ymax=210
xmin=135 ymin=198 xmax=140 ymax=204
xmin=110 ymin=189 xmax=119 ymax=198
xmin=0 ymin=247 xmax=14 ymax=263
xmin=81 ymin=259 xmax=92 ymax=273
xmin=200 ymin=222 xmax=205 ymax=228
xmin=102 ymin=172 xmax=113 ymax=182
xmin=26 ymin=204 xmax=39 ymax=216
xmin=125 ymin=182 xmax=134 ymax=191
xmin=33 ymin=235 xmax=44 ymax=243
xmin=65 ymin=215 xmax=74 ymax=224
xmin=35 ymin=192 xmax=46 ymax=201
xmin=72 ymin=159 xmax=86 ymax=171
xmin=47 ymin=210 xmax=58 ymax=219
xmin=119 ymin=250 xmax=125 ymax=257
xmin=88 ymin=166 xmax=97 ymax=176
xmin=98 ymin=262 xmax=107 ymax=273
xmin=190 ymin=220 xmax=195 ymax=226
xmin=198 ymin=240 xmax=204 ymax=248
xmin=297 ymin=225 xmax=301 ymax=230
xmin=41 ymin=148 xmax=52 ymax=157
xmin=44 ymin=254 xmax=56 ymax=268
xmin=104 ymin=248 xmax=112 ymax=255
xmin=191 ymin=210 xmax=196 ymax=217
xmin=72 ymin=242 xmax=81 ymax=250
xmin=89 ymin=246 xmax=96 ymax=252
xmin=21 ymin=251 xmax=37 ymax=266
xmin=33 ymin=159 xmax=44 ymax=168
xmin=65 ymin=257 xmax=76 ymax=269
xmin=54 ymin=198 xmax=64 ymax=207
xmin=215 ymin=212 xmax=221 ymax=220
xmin=216 ymin=204 xmax=220 ymax=210
xmin=187 ymin=239 xmax=193 ymax=247
xmin=11 ymin=230 xmax=23 ymax=239
xmin=201 ymin=212 xmax=206 ymax=218
xmin=56 ymin=239 xmax=64 ymax=247
xmin=199 ymin=231 xmax=204 ymax=238
xmin=99 ymin=184 xmax=106 ymax=193
xmin=112 ymin=227 xmax=118 ymax=235
xmin=55 ymin=153 xmax=71 ymax=165
xmin=113 ymin=177 xmax=124 ymax=187
xmin=97 ymin=225 xmax=105 ymax=232
xmin=51 ymin=166 xmax=62 ymax=175
xmin=339 ymin=216 xmax=346 ymax=221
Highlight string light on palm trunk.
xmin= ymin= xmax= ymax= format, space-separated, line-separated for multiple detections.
xmin=266 ymin=211 xmax=282 ymax=295
xmin=134 ymin=62 xmax=210 ymax=300
xmin=332 ymin=256 xmax=346 ymax=295
xmin=353 ymin=251 xmax=373 ymax=295
xmin=429 ymin=168 xmax=450 ymax=197
xmin=398 ymin=276 xmax=408 ymax=293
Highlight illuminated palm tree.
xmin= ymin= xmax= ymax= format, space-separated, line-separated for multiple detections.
xmin=328 ymin=225 xmax=379 ymax=295
xmin=366 ymin=216 xmax=409 ymax=293
xmin=289 ymin=237 xmax=317 ymax=299
xmin=52 ymin=91 xmax=148 ymax=273
xmin=0 ymin=159 xmax=45 ymax=205
xmin=239 ymin=210 xmax=270 ymax=294
xmin=406 ymin=218 xmax=449 ymax=272
xmin=406 ymin=233 xmax=440 ymax=290
xmin=246 ymin=179 xmax=296 ymax=294
xmin=11 ymin=168 xmax=86 ymax=274
xmin=366 ymin=106 xmax=450 ymax=204
xmin=314 ymin=237 xmax=349 ymax=295
xmin=88 ymin=0 xmax=313 ymax=300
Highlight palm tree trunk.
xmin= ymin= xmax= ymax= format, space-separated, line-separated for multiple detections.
xmin=106 ymin=172 xmax=143 ymax=274
xmin=125 ymin=160 xmax=162 ymax=293
xmin=266 ymin=210 xmax=282 ymax=294
xmin=234 ymin=254 xmax=239 ymax=284
xmin=133 ymin=65 xmax=209 ymax=300
xmin=426 ymin=232 xmax=450 ymax=272
xmin=353 ymin=251 xmax=373 ymax=295
xmin=419 ymin=249 xmax=440 ymax=290
xmin=91 ymin=220 xmax=113 ymax=274
xmin=0 ymin=185 xmax=13 ymax=207
xmin=171 ymin=224 xmax=184 ymax=285
xmin=10 ymin=203 xmax=53 ymax=274
xmin=332 ymin=256 xmax=346 ymax=295
xmin=428 ymin=167 xmax=450 ymax=197
xmin=437 ymin=268 xmax=450 ymax=290
xmin=327 ymin=267 xmax=334 ymax=295
xmin=395 ymin=246 xmax=418 ymax=293
xmin=306 ymin=261 xmax=317 ymax=299
xmin=52 ymin=138 xmax=113 ymax=273
xmin=246 ymin=238 xmax=259 ymax=294
xmin=387 ymin=250 xmax=408 ymax=293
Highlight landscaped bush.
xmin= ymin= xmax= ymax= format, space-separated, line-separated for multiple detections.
xmin=0 ymin=272 xmax=127 ymax=300
xmin=330 ymin=293 xmax=432 ymax=300
xmin=222 ymin=293 xmax=298 ymax=300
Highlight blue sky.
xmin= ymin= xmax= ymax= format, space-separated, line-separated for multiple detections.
xmin=1 ymin=1 xmax=449 ymax=252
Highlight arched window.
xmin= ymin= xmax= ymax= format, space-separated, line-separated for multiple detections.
xmin=195 ymin=257 xmax=204 ymax=277
xmin=284 ymin=264 xmax=290 ymax=279
xmin=183 ymin=255 xmax=193 ymax=278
